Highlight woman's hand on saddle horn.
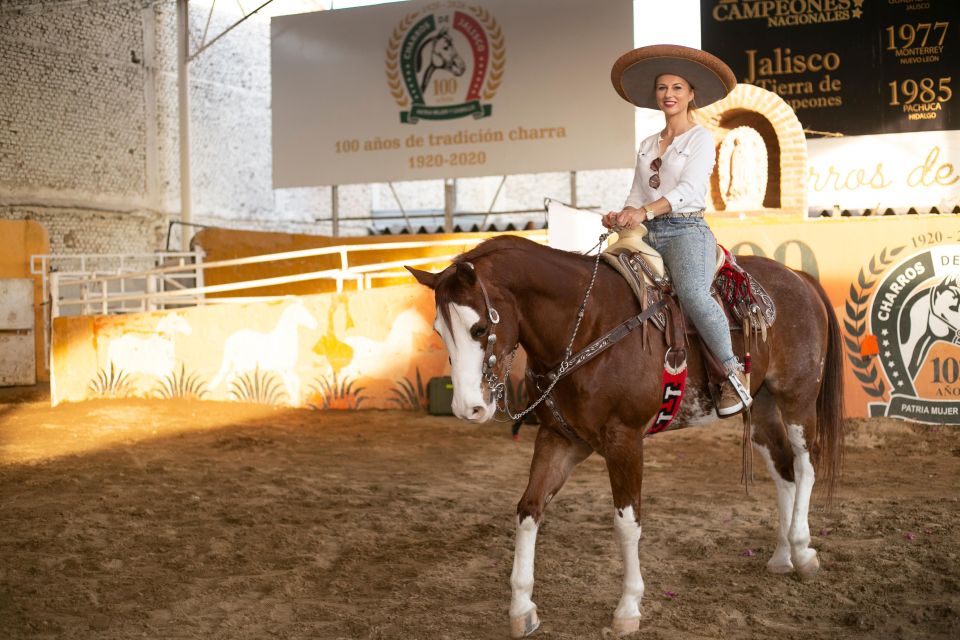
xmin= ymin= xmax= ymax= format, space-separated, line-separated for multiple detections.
xmin=603 ymin=207 xmax=645 ymax=230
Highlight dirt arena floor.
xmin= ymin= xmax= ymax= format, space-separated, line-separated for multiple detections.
xmin=1 ymin=386 xmax=958 ymax=640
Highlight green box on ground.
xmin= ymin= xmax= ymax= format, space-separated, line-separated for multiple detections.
xmin=427 ymin=376 xmax=454 ymax=415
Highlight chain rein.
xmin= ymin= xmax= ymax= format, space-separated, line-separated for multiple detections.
xmin=472 ymin=232 xmax=612 ymax=422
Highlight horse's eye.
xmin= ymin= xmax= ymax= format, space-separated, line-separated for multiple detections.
xmin=470 ymin=324 xmax=487 ymax=339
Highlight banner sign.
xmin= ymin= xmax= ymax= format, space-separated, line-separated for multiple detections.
xmin=700 ymin=0 xmax=959 ymax=136
xmin=806 ymin=129 xmax=960 ymax=211
xmin=272 ymin=0 xmax=635 ymax=187
xmin=707 ymin=214 xmax=960 ymax=425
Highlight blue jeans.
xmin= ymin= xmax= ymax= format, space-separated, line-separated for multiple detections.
xmin=643 ymin=217 xmax=737 ymax=368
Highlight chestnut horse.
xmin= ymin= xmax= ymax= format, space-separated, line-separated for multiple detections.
xmin=407 ymin=234 xmax=843 ymax=638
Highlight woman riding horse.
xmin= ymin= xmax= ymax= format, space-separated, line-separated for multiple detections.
xmin=605 ymin=44 xmax=750 ymax=417
xmin=407 ymin=44 xmax=843 ymax=640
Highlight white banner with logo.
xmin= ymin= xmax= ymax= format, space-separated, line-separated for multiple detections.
xmin=806 ymin=130 xmax=960 ymax=212
xmin=272 ymin=0 xmax=635 ymax=187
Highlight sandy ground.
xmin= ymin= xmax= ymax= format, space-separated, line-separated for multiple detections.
xmin=0 ymin=386 xmax=958 ymax=640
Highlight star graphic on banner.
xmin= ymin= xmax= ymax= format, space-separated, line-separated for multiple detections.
xmin=882 ymin=329 xmax=889 ymax=336
xmin=883 ymin=340 xmax=890 ymax=346
xmin=892 ymin=371 xmax=900 ymax=378
xmin=853 ymin=0 xmax=864 ymax=7
xmin=897 ymin=380 xmax=904 ymax=387
xmin=888 ymin=361 xmax=896 ymax=368
xmin=853 ymin=8 xmax=862 ymax=18
xmin=884 ymin=351 xmax=891 ymax=357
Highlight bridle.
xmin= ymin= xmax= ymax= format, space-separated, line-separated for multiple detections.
xmin=459 ymin=261 xmax=519 ymax=416
xmin=461 ymin=232 xmax=611 ymax=423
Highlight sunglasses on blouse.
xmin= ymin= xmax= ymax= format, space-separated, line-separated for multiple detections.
xmin=649 ymin=157 xmax=662 ymax=189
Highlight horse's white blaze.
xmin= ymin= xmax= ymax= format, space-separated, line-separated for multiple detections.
xmin=755 ymin=444 xmax=796 ymax=570
xmin=613 ymin=506 xmax=644 ymax=621
xmin=510 ymin=516 xmax=539 ymax=618
xmin=786 ymin=423 xmax=817 ymax=567
xmin=436 ymin=303 xmax=494 ymax=421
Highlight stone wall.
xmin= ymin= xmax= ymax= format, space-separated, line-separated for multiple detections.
xmin=0 ymin=0 xmax=634 ymax=255
xmin=1 ymin=0 xmax=163 ymax=253
xmin=0 ymin=205 xmax=166 ymax=255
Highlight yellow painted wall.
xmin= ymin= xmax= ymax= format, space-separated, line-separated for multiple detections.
xmin=52 ymin=285 xmax=449 ymax=410
xmin=0 ymin=220 xmax=51 ymax=382
xmin=52 ymin=216 xmax=960 ymax=423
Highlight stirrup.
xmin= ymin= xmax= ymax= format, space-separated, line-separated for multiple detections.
xmin=717 ymin=371 xmax=752 ymax=418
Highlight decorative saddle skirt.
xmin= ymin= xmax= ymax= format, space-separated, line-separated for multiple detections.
xmin=529 ymin=226 xmax=778 ymax=441
xmin=601 ymin=226 xmax=776 ymax=339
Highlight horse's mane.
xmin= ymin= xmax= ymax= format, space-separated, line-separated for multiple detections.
xmin=453 ymin=235 xmax=594 ymax=266
xmin=434 ymin=236 xmax=592 ymax=330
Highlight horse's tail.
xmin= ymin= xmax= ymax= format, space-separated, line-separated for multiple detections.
xmin=800 ymin=272 xmax=845 ymax=502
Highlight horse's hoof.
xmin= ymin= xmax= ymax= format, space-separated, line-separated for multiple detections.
xmin=510 ymin=606 xmax=540 ymax=638
xmin=796 ymin=554 xmax=820 ymax=582
xmin=612 ymin=616 xmax=640 ymax=637
xmin=766 ymin=560 xmax=794 ymax=575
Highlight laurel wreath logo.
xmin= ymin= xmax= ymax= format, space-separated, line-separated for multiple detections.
xmin=843 ymin=245 xmax=904 ymax=398
xmin=385 ymin=5 xmax=505 ymax=108
xmin=468 ymin=5 xmax=505 ymax=101
xmin=386 ymin=11 xmax=417 ymax=108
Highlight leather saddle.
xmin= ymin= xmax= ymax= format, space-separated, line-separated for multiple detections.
xmin=601 ymin=226 xmax=776 ymax=382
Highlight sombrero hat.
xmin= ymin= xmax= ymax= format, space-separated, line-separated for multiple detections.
xmin=611 ymin=44 xmax=736 ymax=110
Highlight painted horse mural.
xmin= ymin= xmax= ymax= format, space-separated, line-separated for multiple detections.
xmin=209 ymin=299 xmax=318 ymax=404
xmin=106 ymin=313 xmax=192 ymax=379
xmin=408 ymin=235 xmax=844 ymax=637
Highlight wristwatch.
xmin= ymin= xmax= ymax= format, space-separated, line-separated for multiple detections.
xmin=644 ymin=207 xmax=655 ymax=221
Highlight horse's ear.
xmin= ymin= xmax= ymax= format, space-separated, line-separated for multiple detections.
xmin=406 ymin=266 xmax=438 ymax=289
xmin=456 ymin=261 xmax=477 ymax=286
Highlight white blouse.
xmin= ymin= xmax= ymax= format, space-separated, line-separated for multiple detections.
xmin=623 ymin=125 xmax=716 ymax=214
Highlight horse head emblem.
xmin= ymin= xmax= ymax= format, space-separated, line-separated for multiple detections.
xmin=407 ymin=262 xmax=516 ymax=423
xmin=902 ymin=275 xmax=960 ymax=377
xmin=415 ymin=27 xmax=466 ymax=93
xmin=930 ymin=275 xmax=960 ymax=335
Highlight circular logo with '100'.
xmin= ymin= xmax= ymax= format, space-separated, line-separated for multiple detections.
xmin=386 ymin=3 xmax=505 ymax=124
xmin=856 ymin=244 xmax=960 ymax=423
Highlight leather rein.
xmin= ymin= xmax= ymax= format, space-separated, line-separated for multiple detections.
xmin=464 ymin=233 xmax=667 ymax=436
